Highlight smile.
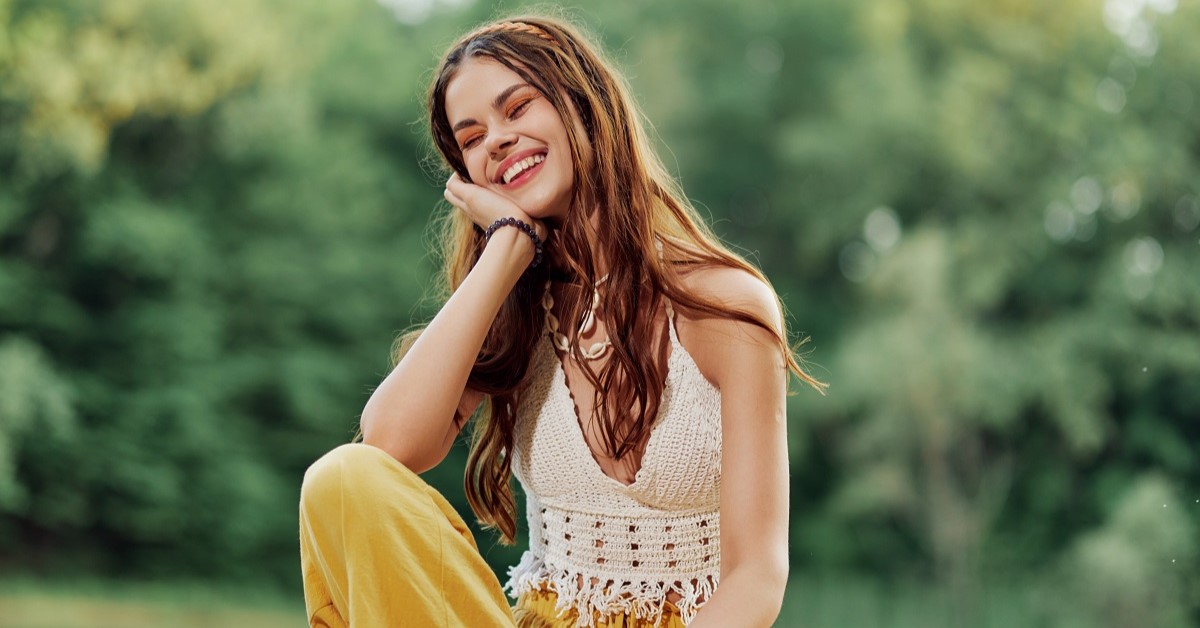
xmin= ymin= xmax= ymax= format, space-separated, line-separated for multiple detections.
xmin=498 ymin=151 xmax=547 ymax=188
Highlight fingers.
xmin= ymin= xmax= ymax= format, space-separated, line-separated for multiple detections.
xmin=444 ymin=172 xmax=549 ymax=242
xmin=444 ymin=173 xmax=477 ymax=219
xmin=445 ymin=172 xmax=469 ymax=199
xmin=445 ymin=173 xmax=483 ymax=213
xmin=443 ymin=187 xmax=466 ymax=212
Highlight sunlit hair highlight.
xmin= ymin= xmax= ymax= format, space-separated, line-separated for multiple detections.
xmin=392 ymin=14 xmax=826 ymax=545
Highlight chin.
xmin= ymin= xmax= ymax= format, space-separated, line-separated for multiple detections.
xmin=516 ymin=190 xmax=571 ymax=223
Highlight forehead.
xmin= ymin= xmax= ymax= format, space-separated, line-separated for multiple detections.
xmin=444 ymin=57 xmax=527 ymax=125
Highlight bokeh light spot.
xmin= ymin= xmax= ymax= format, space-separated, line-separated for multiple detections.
xmin=1097 ymin=78 xmax=1127 ymax=114
xmin=1108 ymin=181 xmax=1142 ymax=221
xmin=745 ymin=38 xmax=784 ymax=75
xmin=1045 ymin=202 xmax=1076 ymax=242
xmin=839 ymin=242 xmax=877 ymax=283
xmin=1124 ymin=236 xmax=1163 ymax=275
xmin=1071 ymin=177 xmax=1103 ymax=215
xmin=1173 ymin=196 xmax=1200 ymax=231
xmin=863 ymin=207 xmax=901 ymax=252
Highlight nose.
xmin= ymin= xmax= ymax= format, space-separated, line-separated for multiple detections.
xmin=484 ymin=125 xmax=518 ymax=159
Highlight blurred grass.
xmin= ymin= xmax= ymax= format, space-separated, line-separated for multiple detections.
xmin=778 ymin=574 xmax=1067 ymax=628
xmin=0 ymin=578 xmax=303 ymax=628
xmin=0 ymin=573 xmax=1081 ymax=628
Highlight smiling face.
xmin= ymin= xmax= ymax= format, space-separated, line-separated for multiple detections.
xmin=444 ymin=56 xmax=582 ymax=224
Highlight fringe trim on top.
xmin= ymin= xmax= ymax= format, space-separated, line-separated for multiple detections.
xmin=505 ymin=553 xmax=718 ymax=628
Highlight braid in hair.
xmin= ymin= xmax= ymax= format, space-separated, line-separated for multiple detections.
xmin=463 ymin=20 xmax=560 ymax=47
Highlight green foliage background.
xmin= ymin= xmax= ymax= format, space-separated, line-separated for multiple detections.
xmin=1 ymin=0 xmax=1197 ymax=625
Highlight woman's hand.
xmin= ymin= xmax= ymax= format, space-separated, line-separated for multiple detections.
xmin=444 ymin=173 xmax=549 ymax=242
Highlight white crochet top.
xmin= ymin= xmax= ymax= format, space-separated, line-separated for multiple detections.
xmin=504 ymin=291 xmax=722 ymax=627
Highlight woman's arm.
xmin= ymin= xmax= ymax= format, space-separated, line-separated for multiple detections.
xmin=360 ymin=176 xmax=544 ymax=473
xmin=678 ymin=268 xmax=791 ymax=628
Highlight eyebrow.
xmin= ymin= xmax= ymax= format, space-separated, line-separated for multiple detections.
xmin=451 ymin=83 xmax=531 ymax=133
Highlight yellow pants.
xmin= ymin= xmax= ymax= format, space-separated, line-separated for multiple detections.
xmin=299 ymin=444 xmax=686 ymax=628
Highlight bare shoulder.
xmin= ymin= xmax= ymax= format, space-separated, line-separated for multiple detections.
xmin=675 ymin=265 xmax=782 ymax=332
xmin=671 ymin=265 xmax=783 ymax=388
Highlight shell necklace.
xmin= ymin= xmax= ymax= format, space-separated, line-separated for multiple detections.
xmin=541 ymin=274 xmax=612 ymax=361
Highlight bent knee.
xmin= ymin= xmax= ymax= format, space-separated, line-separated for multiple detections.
xmin=301 ymin=443 xmax=422 ymax=512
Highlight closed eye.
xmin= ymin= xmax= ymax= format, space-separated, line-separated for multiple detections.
xmin=508 ymin=97 xmax=535 ymax=118
xmin=456 ymin=91 xmax=540 ymax=151
xmin=460 ymin=134 xmax=482 ymax=150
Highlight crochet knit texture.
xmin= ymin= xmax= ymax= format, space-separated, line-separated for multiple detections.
xmin=506 ymin=297 xmax=722 ymax=627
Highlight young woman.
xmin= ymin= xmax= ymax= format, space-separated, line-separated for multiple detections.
xmin=299 ymin=15 xmax=824 ymax=628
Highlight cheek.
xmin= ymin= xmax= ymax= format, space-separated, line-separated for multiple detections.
xmin=463 ymin=154 xmax=487 ymax=185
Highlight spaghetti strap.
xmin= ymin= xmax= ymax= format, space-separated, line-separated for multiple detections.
xmin=664 ymin=297 xmax=681 ymax=346
xmin=656 ymin=238 xmax=682 ymax=346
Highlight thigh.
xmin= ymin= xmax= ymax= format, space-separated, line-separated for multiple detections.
xmin=301 ymin=443 xmax=515 ymax=627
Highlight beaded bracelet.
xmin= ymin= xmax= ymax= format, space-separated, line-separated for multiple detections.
xmin=483 ymin=216 xmax=544 ymax=268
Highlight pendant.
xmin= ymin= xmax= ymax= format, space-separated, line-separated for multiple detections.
xmin=579 ymin=274 xmax=609 ymax=336
xmin=541 ymin=277 xmax=612 ymax=362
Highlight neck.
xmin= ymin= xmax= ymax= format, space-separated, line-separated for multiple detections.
xmin=545 ymin=233 xmax=611 ymax=285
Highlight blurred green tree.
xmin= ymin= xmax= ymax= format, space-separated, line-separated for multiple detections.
xmin=0 ymin=1 xmax=1196 ymax=625
xmin=0 ymin=0 xmax=446 ymax=585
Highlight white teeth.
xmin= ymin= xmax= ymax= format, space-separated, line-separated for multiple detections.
xmin=502 ymin=153 xmax=546 ymax=184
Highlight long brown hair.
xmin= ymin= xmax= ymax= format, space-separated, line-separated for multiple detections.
xmin=396 ymin=14 xmax=825 ymax=544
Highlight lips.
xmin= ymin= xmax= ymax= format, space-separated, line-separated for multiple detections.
xmin=493 ymin=148 xmax=548 ymax=185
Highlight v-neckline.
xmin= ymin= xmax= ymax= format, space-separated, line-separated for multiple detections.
xmin=542 ymin=310 xmax=678 ymax=490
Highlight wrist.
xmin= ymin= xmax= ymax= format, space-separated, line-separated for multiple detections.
xmin=483 ymin=216 xmax=543 ymax=268
xmin=481 ymin=226 xmax=537 ymax=272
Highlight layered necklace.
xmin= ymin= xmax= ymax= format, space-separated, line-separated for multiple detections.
xmin=541 ymin=273 xmax=612 ymax=361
